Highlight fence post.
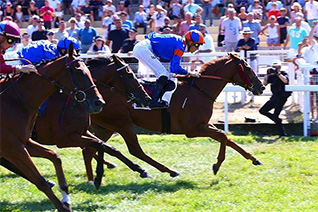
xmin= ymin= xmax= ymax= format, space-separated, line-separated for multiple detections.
xmin=224 ymin=91 xmax=229 ymax=133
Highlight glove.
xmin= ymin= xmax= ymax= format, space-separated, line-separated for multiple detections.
xmin=188 ymin=71 xmax=201 ymax=78
xmin=16 ymin=64 xmax=37 ymax=74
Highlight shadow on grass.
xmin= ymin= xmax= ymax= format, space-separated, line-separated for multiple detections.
xmin=72 ymin=180 xmax=195 ymax=195
xmin=0 ymin=200 xmax=54 ymax=212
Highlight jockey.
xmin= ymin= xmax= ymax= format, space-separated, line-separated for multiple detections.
xmin=0 ymin=21 xmax=37 ymax=74
xmin=133 ymin=30 xmax=204 ymax=109
xmin=17 ymin=36 xmax=81 ymax=65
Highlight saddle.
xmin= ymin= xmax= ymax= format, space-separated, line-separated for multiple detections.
xmin=141 ymin=80 xmax=176 ymax=98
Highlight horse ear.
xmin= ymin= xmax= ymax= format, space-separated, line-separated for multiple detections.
xmin=68 ymin=42 xmax=74 ymax=58
xmin=228 ymin=52 xmax=240 ymax=60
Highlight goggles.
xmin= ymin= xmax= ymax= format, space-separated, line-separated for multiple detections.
xmin=6 ymin=36 xmax=19 ymax=45
xmin=193 ymin=43 xmax=203 ymax=48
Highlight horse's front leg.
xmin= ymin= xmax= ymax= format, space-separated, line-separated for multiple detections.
xmin=186 ymin=123 xmax=262 ymax=175
xmin=26 ymin=139 xmax=70 ymax=205
xmin=55 ymin=133 xmax=105 ymax=190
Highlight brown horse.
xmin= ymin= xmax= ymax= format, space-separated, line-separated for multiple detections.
xmin=83 ymin=53 xmax=265 ymax=181
xmin=0 ymin=44 xmax=104 ymax=212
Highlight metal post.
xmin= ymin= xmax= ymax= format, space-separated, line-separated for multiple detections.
xmin=304 ymin=69 xmax=311 ymax=136
xmin=224 ymin=91 xmax=229 ymax=133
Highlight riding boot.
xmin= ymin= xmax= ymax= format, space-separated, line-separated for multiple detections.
xmin=149 ymin=76 xmax=169 ymax=109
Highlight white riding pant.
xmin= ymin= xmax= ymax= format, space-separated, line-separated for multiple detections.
xmin=133 ymin=39 xmax=170 ymax=79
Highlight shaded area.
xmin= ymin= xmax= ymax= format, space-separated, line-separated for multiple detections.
xmin=0 ymin=200 xmax=54 ymax=212
xmin=72 ymin=180 xmax=195 ymax=195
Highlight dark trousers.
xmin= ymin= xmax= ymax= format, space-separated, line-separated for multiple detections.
xmin=259 ymin=95 xmax=288 ymax=135
xmin=135 ymin=22 xmax=147 ymax=34
xmin=44 ymin=21 xmax=52 ymax=29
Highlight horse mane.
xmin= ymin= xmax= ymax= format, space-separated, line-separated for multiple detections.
xmin=200 ymin=56 xmax=230 ymax=74
xmin=34 ymin=55 xmax=62 ymax=67
xmin=86 ymin=57 xmax=113 ymax=67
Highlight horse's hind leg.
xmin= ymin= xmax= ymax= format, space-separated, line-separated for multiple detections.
xmin=26 ymin=139 xmax=70 ymax=205
xmin=2 ymin=142 xmax=70 ymax=212
xmin=85 ymin=130 xmax=151 ymax=179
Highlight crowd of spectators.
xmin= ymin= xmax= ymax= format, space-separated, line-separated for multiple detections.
xmin=1 ymin=0 xmax=318 ymax=57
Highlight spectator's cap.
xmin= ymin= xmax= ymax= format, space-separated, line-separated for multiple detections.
xmin=68 ymin=17 xmax=77 ymax=23
xmin=280 ymin=8 xmax=286 ymax=11
xmin=254 ymin=0 xmax=259 ymax=2
xmin=227 ymin=8 xmax=235 ymax=14
xmin=162 ymin=26 xmax=172 ymax=31
xmin=129 ymin=28 xmax=137 ymax=33
xmin=139 ymin=4 xmax=144 ymax=8
xmin=272 ymin=59 xmax=282 ymax=66
xmin=95 ymin=35 xmax=104 ymax=42
xmin=291 ymin=2 xmax=302 ymax=10
xmin=119 ymin=1 xmax=124 ymax=4
xmin=47 ymin=31 xmax=54 ymax=35
xmin=295 ymin=12 xmax=304 ymax=18
xmin=199 ymin=23 xmax=205 ymax=28
xmin=185 ymin=30 xmax=205 ymax=44
xmin=242 ymin=27 xmax=253 ymax=34
xmin=0 ymin=21 xmax=21 ymax=40
xmin=32 ymin=15 xmax=40 ymax=20
xmin=106 ymin=0 xmax=112 ymax=2
xmin=4 ymin=16 xmax=13 ymax=21
xmin=120 ymin=11 xmax=128 ymax=16
xmin=156 ymin=5 xmax=163 ymax=10
xmin=30 ymin=0 xmax=35 ymax=4
xmin=295 ymin=16 xmax=302 ymax=22
xmin=38 ymin=18 xmax=44 ymax=22
xmin=247 ymin=12 xmax=254 ymax=16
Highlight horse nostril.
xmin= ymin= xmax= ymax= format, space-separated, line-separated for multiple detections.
xmin=95 ymin=99 xmax=105 ymax=107
xmin=261 ymin=86 xmax=265 ymax=91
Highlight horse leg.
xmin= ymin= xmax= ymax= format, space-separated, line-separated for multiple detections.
xmin=2 ymin=142 xmax=70 ymax=212
xmin=55 ymin=133 xmax=105 ymax=190
xmin=85 ymin=131 xmax=151 ymax=178
xmin=25 ymin=139 xmax=70 ymax=205
xmin=0 ymin=157 xmax=29 ymax=180
xmin=118 ymin=126 xmax=180 ymax=177
xmin=89 ymin=124 xmax=117 ymax=168
xmin=187 ymin=123 xmax=262 ymax=175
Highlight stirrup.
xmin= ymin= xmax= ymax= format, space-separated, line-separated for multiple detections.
xmin=149 ymin=100 xmax=168 ymax=109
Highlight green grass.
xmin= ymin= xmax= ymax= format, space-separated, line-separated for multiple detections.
xmin=1 ymin=135 xmax=318 ymax=212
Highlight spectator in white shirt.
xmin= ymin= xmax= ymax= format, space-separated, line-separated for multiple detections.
xmin=221 ymin=8 xmax=242 ymax=52
xmin=151 ymin=5 xmax=167 ymax=32
xmin=305 ymin=0 xmax=318 ymax=26
xmin=26 ymin=15 xmax=45 ymax=37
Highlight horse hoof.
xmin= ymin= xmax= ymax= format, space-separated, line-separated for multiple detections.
xmin=140 ymin=171 xmax=152 ymax=178
xmin=170 ymin=171 xmax=180 ymax=178
xmin=212 ymin=164 xmax=219 ymax=175
xmin=252 ymin=160 xmax=263 ymax=165
xmin=47 ymin=180 xmax=56 ymax=189
xmin=107 ymin=163 xmax=117 ymax=169
xmin=62 ymin=202 xmax=72 ymax=212
xmin=94 ymin=178 xmax=101 ymax=190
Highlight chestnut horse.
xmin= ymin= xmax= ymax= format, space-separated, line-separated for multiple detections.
xmin=0 ymin=45 xmax=104 ymax=212
xmin=83 ymin=53 xmax=265 ymax=181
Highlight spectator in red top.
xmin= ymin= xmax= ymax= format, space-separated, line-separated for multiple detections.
xmin=40 ymin=0 xmax=55 ymax=29
xmin=268 ymin=2 xmax=281 ymax=19
xmin=0 ymin=21 xmax=37 ymax=74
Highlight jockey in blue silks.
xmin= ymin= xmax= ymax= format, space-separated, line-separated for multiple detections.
xmin=133 ymin=30 xmax=204 ymax=109
xmin=18 ymin=36 xmax=81 ymax=65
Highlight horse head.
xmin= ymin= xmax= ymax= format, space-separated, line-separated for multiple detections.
xmin=112 ymin=55 xmax=151 ymax=107
xmin=228 ymin=53 xmax=265 ymax=95
xmin=60 ymin=43 xmax=105 ymax=114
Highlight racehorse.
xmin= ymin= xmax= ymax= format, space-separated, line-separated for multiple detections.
xmin=83 ymin=53 xmax=265 ymax=180
xmin=0 ymin=44 xmax=104 ymax=212
xmin=31 ymin=55 xmax=151 ymax=190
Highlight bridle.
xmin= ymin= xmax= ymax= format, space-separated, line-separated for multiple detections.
xmin=94 ymin=63 xmax=143 ymax=103
xmin=1 ymin=56 xmax=96 ymax=109
xmin=179 ymin=58 xmax=255 ymax=103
